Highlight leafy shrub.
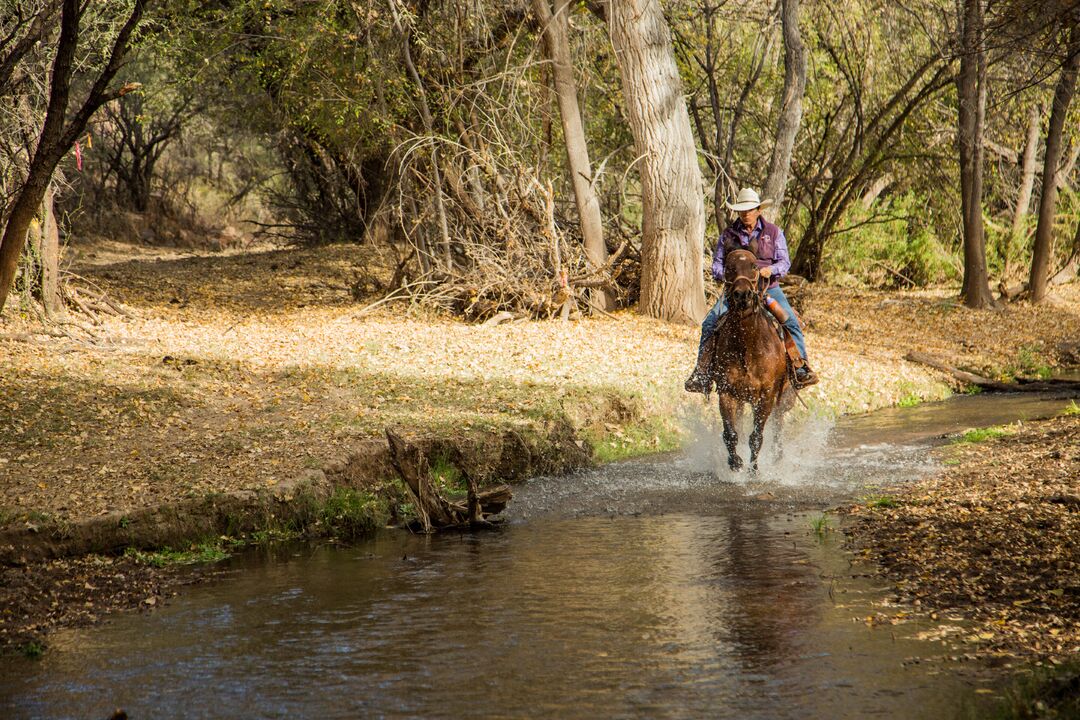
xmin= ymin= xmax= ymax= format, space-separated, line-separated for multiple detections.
xmin=820 ymin=192 xmax=959 ymax=288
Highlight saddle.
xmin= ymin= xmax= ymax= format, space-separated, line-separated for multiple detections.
xmin=761 ymin=304 xmax=813 ymax=388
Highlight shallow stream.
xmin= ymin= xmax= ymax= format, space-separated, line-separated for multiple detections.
xmin=2 ymin=392 xmax=1076 ymax=719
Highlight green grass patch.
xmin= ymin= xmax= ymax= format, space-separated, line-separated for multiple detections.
xmin=20 ymin=640 xmax=45 ymax=660
xmin=1060 ymin=400 xmax=1080 ymax=418
xmin=954 ymin=425 xmax=1013 ymax=444
xmin=584 ymin=417 xmax=682 ymax=463
xmin=124 ymin=540 xmax=229 ymax=567
xmin=429 ymin=455 xmax=465 ymax=496
xmin=317 ymin=487 xmax=390 ymax=539
xmin=995 ymin=343 xmax=1054 ymax=382
xmin=1015 ymin=344 xmax=1053 ymax=380
xmin=896 ymin=393 xmax=921 ymax=408
xmin=810 ymin=514 xmax=833 ymax=536
xmin=864 ymin=494 xmax=898 ymax=509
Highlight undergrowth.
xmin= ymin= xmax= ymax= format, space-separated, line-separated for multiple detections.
xmin=584 ymin=417 xmax=682 ymax=463
xmin=125 ymin=540 xmax=228 ymax=567
xmin=864 ymin=494 xmax=898 ymax=509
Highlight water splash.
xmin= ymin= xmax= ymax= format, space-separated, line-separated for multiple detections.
xmin=680 ymin=403 xmax=835 ymax=486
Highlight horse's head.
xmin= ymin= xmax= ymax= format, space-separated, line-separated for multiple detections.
xmin=724 ymin=249 xmax=761 ymax=312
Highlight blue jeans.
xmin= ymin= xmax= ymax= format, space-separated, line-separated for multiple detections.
xmin=698 ymin=286 xmax=807 ymax=360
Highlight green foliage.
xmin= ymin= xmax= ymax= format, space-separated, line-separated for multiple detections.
xmin=429 ymin=456 xmax=465 ymax=496
xmin=584 ymin=418 xmax=681 ymax=463
xmin=1013 ymin=344 xmax=1053 ymax=380
xmin=821 ymin=192 xmax=960 ymax=288
xmin=810 ymin=513 xmax=833 ymax=537
xmin=1061 ymin=400 xmax=1080 ymax=418
xmin=20 ymin=641 xmax=45 ymax=660
xmin=897 ymin=393 xmax=922 ymax=408
xmin=318 ymin=488 xmax=390 ymax=540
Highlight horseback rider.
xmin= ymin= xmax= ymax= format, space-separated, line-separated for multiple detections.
xmin=685 ymin=187 xmax=818 ymax=393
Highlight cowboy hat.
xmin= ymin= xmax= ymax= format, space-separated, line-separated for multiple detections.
xmin=725 ymin=187 xmax=774 ymax=212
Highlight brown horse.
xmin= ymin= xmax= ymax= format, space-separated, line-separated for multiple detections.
xmin=705 ymin=249 xmax=793 ymax=472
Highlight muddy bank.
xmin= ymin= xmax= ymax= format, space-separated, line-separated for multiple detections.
xmin=843 ymin=412 xmax=1080 ymax=663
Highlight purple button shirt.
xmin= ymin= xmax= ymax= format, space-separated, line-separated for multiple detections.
xmin=710 ymin=218 xmax=791 ymax=282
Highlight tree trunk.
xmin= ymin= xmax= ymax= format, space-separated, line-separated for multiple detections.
xmin=1049 ymin=216 xmax=1080 ymax=285
xmin=389 ymin=0 xmax=452 ymax=271
xmin=861 ymin=174 xmax=893 ymax=209
xmin=0 ymin=0 xmax=146 ymax=315
xmin=1059 ymin=139 xmax=1079 ymax=190
xmin=956 ymin=0 xmax=995 ymax=309
xmin=1029 ymin=27 xmax=1080 ymax=303
xmin=1006 ymin=102 xmax=1042 ymax=278
xmin=34 ymin=186 xmax=61 ymax=316
xmin=763 ymin=0 xmax=806 ymax=212
xmin=533 ymin=0 xmax=612 ymax=311
xmin=608 ymin=0 xmax=706 ymax=324
xmin=0 ymin=0 xmax=79 ymax=316
xmin=1011 ymin=103 xmax=1041 ymax=238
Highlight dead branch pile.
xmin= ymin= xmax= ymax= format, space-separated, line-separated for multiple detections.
xmin=374 ymin=142 xmax=632 ymax=321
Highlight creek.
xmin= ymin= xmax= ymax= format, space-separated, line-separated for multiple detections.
xmin=2 ymin=392 xmax=1076 ymax=719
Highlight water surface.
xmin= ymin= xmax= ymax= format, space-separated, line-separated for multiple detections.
xmin=4 ymin=392 xmax=1075 ymax=719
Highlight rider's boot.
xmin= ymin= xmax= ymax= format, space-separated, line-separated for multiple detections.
xmin=684 ymin=344 xmax=715 ymax=394
xmin=794 ymin=362 xmax=819 ymax=388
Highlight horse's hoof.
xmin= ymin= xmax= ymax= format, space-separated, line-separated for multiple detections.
xmin=728 ymin=456 xmax=743 ymax=471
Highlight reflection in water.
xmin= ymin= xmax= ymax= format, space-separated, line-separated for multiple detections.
xmin=3 ymin=514 xmax=985 ymax=720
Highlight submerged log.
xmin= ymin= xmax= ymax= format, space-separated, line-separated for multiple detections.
xmin=904 ymin=351 xmax=1080 ymax=393
xmin=385 ymin=429 xmax=512 ymax=532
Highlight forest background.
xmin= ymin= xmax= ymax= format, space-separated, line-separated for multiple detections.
xmin=2 ymin=0 xmax=1079 ymax=323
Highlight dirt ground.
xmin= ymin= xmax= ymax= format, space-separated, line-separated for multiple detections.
xmin=844 ymin=412 xmax=1080 ymax=663
xmin=1 ymin=239 xmax=1078 ymax=527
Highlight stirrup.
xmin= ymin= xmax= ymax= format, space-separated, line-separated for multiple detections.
xmin=684 ymin=371 xmax=712 ymax=394
xmin=793 ymin=365 xmax=819 ymax=389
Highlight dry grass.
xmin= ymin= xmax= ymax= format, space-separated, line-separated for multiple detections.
xmin=1 ymin=240 xmax=1078 ymax=525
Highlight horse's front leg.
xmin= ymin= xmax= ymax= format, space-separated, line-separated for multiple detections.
xmin=749 ymin=395 xmax=777 ymax=473
xmin=717 ymin=393 xmax=742 ymax=472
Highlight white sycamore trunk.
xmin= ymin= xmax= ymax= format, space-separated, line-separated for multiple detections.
xmin=608 ymin=0 xmax=706 ymax=324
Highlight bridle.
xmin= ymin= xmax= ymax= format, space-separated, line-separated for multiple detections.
xmin=725 ymin=251 xmax=767 ymax=312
